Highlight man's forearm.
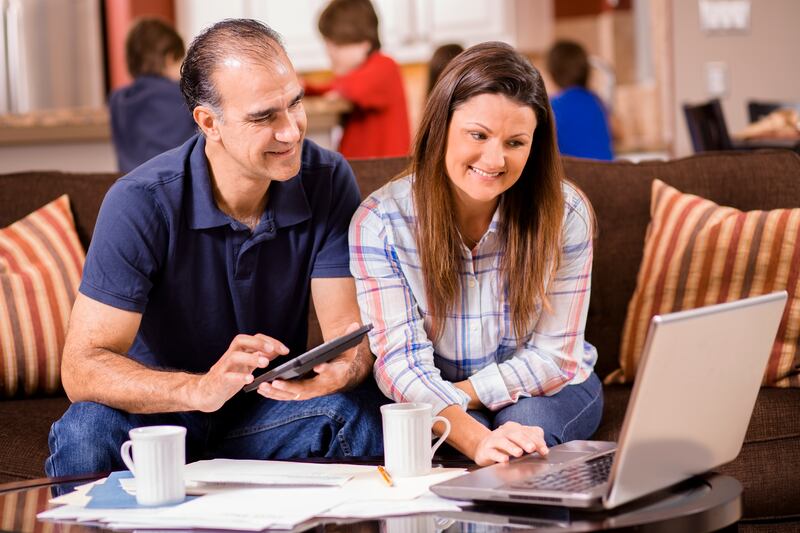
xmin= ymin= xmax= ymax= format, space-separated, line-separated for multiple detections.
xmin=62 ymin=348 xmax=201 ymax=414
xmin=351 ymin=340 xmax=375 ymax=386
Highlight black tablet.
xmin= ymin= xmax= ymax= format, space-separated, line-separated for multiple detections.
xmin=243 ymin=323 xmax=373 ymax=392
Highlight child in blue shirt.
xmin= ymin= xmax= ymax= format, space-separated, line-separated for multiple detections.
xmin=547 ymin=40 xmax=614 ymax=161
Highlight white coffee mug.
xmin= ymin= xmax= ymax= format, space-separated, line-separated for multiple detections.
xmin=120 ymin=425 xmax=186 ymax=506
xmin=381 ymin=402 xmax=451 ymax=477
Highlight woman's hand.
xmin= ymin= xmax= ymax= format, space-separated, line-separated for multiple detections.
xmin=473 ymin=421 xmax=549 ymax=466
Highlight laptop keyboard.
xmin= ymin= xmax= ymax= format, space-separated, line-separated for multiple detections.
xmin=509 ymin=452 xmax=615 ymax=493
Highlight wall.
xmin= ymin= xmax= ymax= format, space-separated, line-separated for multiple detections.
xmin=671 ymin=0 xmax=800 ymax=156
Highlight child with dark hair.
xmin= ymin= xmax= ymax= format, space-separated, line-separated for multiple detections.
xmin=427 ymin=43 xmax=463 ymax=96
xmin=109 ymin=18 xmax=196 ymax=173
xmin=307 ymin=0 xmax=410 ymax=158
xmin=546 ymin=40 xmax=614 ymax=161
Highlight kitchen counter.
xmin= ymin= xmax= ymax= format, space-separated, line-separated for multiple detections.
xmin=0 ymin=97 xmax=351 ymax=147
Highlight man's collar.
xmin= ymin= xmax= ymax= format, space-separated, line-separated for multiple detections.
xmin=269 ymin=176 xmax=311 ymax=229
xmin=187 ymin=136 xmax=311 ymax=230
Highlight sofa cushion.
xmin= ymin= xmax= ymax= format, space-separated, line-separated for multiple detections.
xmin=610 ymin=179 xmax=800 ymax=386
xmin=562 ymin=151 xmax=800 ymax=380
xmin=0 ymin=396 xmax=71 ymax=482
xmin=596 ymin=385 xmax=800 ymax=520
xmin=0 ymin=196 xmax=84 ymax=397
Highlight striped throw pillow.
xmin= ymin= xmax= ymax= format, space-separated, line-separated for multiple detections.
xmin=610 ymin=179 xmax=800 ymax=387
xmin=0 ymin=195 xmax=85 ymax=397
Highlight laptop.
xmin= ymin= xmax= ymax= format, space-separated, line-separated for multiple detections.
xmin=431 ymin=291 xmax=788 ymax=510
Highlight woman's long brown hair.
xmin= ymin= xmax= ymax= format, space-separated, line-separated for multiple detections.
xmin=413 ymin=41 xmax=566 ymax=342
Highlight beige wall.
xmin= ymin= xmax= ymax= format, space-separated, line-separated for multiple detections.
xmin=671 ymin=0 xmax=800 ymax=157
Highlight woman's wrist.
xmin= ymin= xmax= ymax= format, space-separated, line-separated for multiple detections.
xmin=454 ymin=379 xmax=483 ymax=410
xmin=437 ymin=405 xmax=491 ymax=460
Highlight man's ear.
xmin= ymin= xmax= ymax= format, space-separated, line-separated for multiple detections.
xmin=194 ymin=105 xmax=221 ymax=141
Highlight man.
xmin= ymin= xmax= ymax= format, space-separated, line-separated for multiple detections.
xmin=46 ymin=19 xmax=384 ymax=478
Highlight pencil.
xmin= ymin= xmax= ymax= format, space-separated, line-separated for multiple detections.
xmin=377 ymin=465 xmax=394 ymax=487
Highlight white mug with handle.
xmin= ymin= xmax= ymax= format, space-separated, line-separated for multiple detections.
xmin=381 ymin=402 xmax=451 ymax=477
xmin=120 ymin=425 xmax=186 ymax=506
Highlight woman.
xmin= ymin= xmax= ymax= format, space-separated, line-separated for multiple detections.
xmin=349 ymin=42 xmax=602 ymax=466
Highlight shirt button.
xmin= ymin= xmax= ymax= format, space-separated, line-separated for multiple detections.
xmin=471 ymin=325 xmax=479 ymax=332
xmin=266 ymin=222 xmax=275 ymax=232
xmin=468 ymin=279 xmax=476 ymax=288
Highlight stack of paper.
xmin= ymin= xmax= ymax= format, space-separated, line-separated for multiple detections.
xmin=38 ymin=459 xmax=469 ymax=530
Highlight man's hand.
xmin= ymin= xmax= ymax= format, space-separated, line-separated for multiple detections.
xmin=191 ymin=334 xmax=289 ymax=412
xmin=257 ymin=322 xmax=371 ymax=401
xmin=473 ymin=421 xmax=549 ymax=466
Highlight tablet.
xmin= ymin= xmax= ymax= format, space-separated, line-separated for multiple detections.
xmin=243 ymin=323 xmax=373 ymax=392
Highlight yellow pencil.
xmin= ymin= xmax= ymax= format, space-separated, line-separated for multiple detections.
xmin=377 ymin=465 xmax=394 ymax=487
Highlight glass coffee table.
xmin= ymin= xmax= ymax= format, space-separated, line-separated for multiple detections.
xmin=0 ymin=470 xmax=741 ymax=532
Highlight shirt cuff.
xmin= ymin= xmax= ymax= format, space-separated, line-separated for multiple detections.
xmin=426 ymin=385 xmax=470 ymax=416
xmin=469 ymin=363 xmax=513 ymax=411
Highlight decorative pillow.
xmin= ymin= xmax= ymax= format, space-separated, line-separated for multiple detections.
xmin=0 ymin=195 xmax=85 ymax=397
xmin=609 ymin=179 xmax=800 ymax=387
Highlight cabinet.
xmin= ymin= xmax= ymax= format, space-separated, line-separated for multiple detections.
xmin=175 ymin=0 xmax=520 ymax=71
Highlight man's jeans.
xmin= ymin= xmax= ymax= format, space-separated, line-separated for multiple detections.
xmin=469 ymin=373 xmax=604 ymax=447
xmin=45 ymin=381 xmax=387 ymax=478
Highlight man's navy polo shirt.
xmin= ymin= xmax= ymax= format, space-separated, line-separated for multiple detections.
xmin=80 ymin=134 xmax=360 ymax=373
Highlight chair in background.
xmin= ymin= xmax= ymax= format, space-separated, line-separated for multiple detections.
xmin=682 ymin=99 xmax=733 ymax=152
xmin=747 ymin=100 xmax=800 ymax=123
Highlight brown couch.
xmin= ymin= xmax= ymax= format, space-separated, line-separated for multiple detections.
xmin=1 ymin=150 xmax=798 ymax=531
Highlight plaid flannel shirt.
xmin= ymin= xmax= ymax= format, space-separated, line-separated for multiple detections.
xmin=349 ymin=176 xmax=597 ymax=414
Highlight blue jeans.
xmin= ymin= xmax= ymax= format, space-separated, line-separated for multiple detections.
xmin=469 ymin=373 xmax=603 ymax=447
xmin=45 ymin=381 xmax=387 ymax=478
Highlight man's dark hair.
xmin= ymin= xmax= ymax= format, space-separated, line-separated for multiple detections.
xmin=546 ymin=40 xmax=590 ymax=89
xmin=180 ymin=19 xmax=286 ymax=115
xmin=126 ymin=18 xmax=185 ymax=78
xmin=318 ymin=0 xmax=381 ymax=53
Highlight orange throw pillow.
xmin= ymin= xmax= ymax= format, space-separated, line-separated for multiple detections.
xmin=610 ymin=179 xmax=800 ymax=387
xmin=0 ymin=195 xmax=85 ymax=397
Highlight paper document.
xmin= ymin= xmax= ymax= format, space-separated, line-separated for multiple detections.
xmin=183 ymin=458 xmax=369 ymax=487
xmin=39 ymin=460 xmax=470 ymax=530
xmin=321 ymin=493 xmax=469 ymax=519
xmin=333 ymin=467 xmax=467 ymax=501
xmin=41 ymin=488 xmax=347 ymax=531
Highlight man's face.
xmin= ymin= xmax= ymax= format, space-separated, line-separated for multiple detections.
xmin=209 ymin=54 xmax=307 ymax=182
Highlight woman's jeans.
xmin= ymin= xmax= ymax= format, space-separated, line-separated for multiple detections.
xmin=45 ymin=381 xmax=387 ymax=478
xmin=469 ymin=372 xmax=604 ymax=447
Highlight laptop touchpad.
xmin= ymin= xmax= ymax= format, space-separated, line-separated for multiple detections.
xmin=529 ymin=450 xmax=593 ymax=464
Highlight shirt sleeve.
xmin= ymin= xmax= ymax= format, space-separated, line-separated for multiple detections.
xmin=310 ymin=156 xmax=362 ymax=278
xmin=349 ymin=198 xmax=470 ymax=414
xmin=468 ymin=189 xmax=595 ymax=410
xmin=332 ymin=55 xmax=398 ymax=111
xmin=79 ymin=179 xmax=168 ymax=313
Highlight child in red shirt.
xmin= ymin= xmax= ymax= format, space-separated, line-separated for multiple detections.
xmin=307 ymin=0 xmax=410 ymax=158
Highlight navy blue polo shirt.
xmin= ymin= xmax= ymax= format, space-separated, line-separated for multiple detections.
xmin=80 ymin=135 xmax=360 ymax=373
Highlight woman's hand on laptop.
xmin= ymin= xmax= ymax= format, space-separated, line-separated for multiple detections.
xmin=474 ymin=422 xmax=549 ymax=466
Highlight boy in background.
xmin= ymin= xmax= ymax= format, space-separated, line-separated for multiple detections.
xmin=546 ymin=40 xmax=614 ymax=161
xmin=307 ymin=0 xmax=410 ymax=158
xmin=109 ymin=18 xmax=196 ymax=173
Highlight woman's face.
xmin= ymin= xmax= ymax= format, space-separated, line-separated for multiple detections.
xmin=444 ymin=93 xmax=537 ymax=211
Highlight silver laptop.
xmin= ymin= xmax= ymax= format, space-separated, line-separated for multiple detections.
xmin=431 ymin=291 xmax=787 ymax=509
